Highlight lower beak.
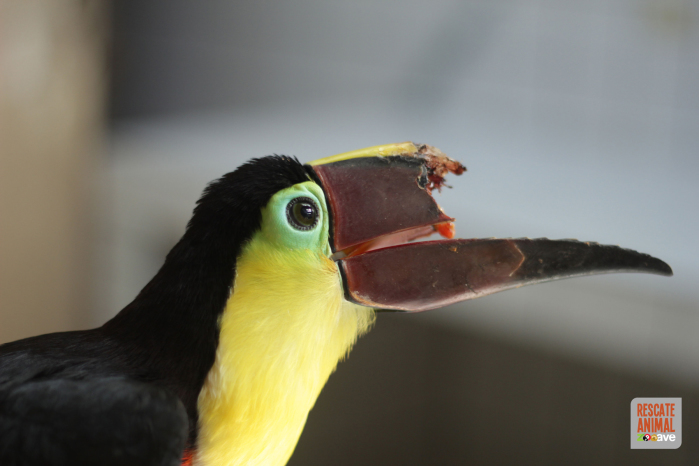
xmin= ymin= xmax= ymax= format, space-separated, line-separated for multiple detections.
xmin=339 ymin=238 xmax=672 ymax=311
xmin=306 ymin=142 xmax=673 ymax=312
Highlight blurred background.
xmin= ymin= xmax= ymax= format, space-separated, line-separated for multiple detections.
xmin=1 ymin=0 xmax=698 ymax=463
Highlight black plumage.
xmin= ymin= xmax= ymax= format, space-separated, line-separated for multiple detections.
xmin=0 ymin=156 xmax=311 ymax=465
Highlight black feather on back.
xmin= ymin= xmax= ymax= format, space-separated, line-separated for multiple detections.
xmin=0 ymin=155 xmax=311 ymax=459
xmin=0 ymin=377 xmax=188 ymax=466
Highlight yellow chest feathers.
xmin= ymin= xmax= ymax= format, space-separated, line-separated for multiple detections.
xmin=194 ymin=241 xmax=375 ymax=466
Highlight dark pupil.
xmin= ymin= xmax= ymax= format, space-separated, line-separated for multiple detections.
xmin=293 ymin=202 xmax=316 ymax=226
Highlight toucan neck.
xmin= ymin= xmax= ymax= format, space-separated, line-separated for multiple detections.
xmin=101 ymin=233 xmax=239 ymax=444
xmin=104 ymin=236 xmax=235 ymax=343
xmin=194 ymin=237 xmax=375 ymax=466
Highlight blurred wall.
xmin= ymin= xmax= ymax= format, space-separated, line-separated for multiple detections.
xmin=0 ymin=1 xmax=108 ymax=344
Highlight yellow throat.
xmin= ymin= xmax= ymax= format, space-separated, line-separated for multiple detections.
xmin=195 ymin=235 xmax=375 ymax=466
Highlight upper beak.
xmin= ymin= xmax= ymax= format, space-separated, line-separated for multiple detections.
xmin=306 ymin=142 xmax=673 ymax=312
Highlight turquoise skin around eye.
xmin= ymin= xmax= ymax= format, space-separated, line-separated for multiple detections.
xmin=260 ymin=182 xmax=331 ymax=256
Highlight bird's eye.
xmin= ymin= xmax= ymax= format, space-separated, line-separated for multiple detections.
xmin=286 ymin=197 xmax=319 ymax=231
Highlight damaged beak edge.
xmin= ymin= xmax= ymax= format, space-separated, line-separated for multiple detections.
xmin=306 ymin=142 xmax=673 ymax=312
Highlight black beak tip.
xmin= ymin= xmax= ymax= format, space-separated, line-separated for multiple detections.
xmin=649 ymin=257 xmax=673 ymax=277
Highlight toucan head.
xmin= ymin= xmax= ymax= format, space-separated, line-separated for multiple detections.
xmin=182 ymin=142 xmax=672 ymax=466
xmin=186 ymin=141 xmax=671 ymax=314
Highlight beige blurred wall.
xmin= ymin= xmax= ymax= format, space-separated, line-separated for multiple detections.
xmin=0 ymin=1 xmax=108 ymax=344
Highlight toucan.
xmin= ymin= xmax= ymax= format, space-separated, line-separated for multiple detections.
xmin=0 ymin=142 xmax=672 ymax=466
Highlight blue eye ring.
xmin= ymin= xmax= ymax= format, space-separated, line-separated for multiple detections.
xmin=286 ymin=197 xmax=319 ymax=231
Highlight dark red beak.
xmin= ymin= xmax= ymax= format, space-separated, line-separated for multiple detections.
xmin=307 ymin=143 xmax=672 ymax=312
